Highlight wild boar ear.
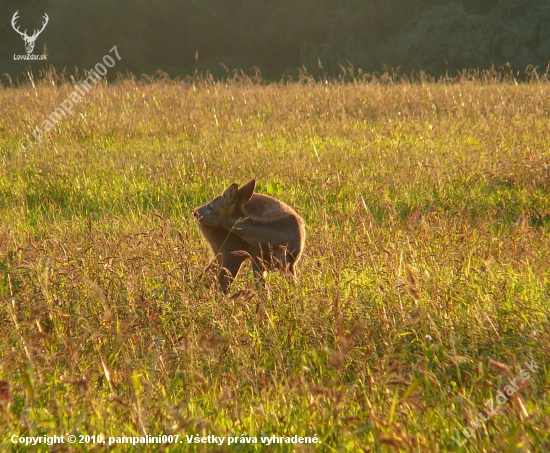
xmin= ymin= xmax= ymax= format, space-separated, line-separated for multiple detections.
xmin=222 ymin=184 xmax=239 ymax=206
xmin=237 ymin=179 xmax=256 ymax=205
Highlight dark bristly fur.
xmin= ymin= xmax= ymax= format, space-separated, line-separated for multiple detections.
xmin=194 ymin=179 xmax=306 ymax=292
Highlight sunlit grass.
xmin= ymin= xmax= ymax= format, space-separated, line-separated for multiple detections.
xmin=0 ymin=72 xmax=549 ymax=451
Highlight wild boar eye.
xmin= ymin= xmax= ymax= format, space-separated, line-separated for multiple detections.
xmin=206 ymin=205 xmax=212 ymax=212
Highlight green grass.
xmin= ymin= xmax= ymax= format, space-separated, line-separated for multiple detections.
xmin=0 ymin=73 xmax=549 ymax=451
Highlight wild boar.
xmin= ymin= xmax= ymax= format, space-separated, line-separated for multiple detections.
xmin=193 ymin=179 xmax=306 ymax=292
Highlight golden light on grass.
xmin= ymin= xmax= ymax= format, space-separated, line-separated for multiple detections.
xmin=0 ymin=68 xmax=548 ymax=450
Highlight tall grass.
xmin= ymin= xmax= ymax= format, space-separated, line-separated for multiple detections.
xmin=0 ymin=70 xmax=549 ymax=451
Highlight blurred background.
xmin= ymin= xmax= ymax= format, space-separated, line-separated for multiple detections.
xmin=1 ymin=0 xmax=549 ymax=81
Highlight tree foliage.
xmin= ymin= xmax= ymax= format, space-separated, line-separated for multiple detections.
xmin=1 ymin=0 xmax=549 ymax=80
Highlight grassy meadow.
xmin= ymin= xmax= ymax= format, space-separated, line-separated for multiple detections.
xmin=1 ymin=71 xmax=549 ymax=451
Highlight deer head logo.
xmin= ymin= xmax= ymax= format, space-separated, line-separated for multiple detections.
xmin=11 ymin=11 xmax=49 ymax=54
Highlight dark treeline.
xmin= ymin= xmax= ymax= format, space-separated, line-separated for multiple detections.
xmin=1 ymin=0 xmax=549 ymax=81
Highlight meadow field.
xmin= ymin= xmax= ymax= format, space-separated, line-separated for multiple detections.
xmin=1 ymin=70 xmax=549 ymax=451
